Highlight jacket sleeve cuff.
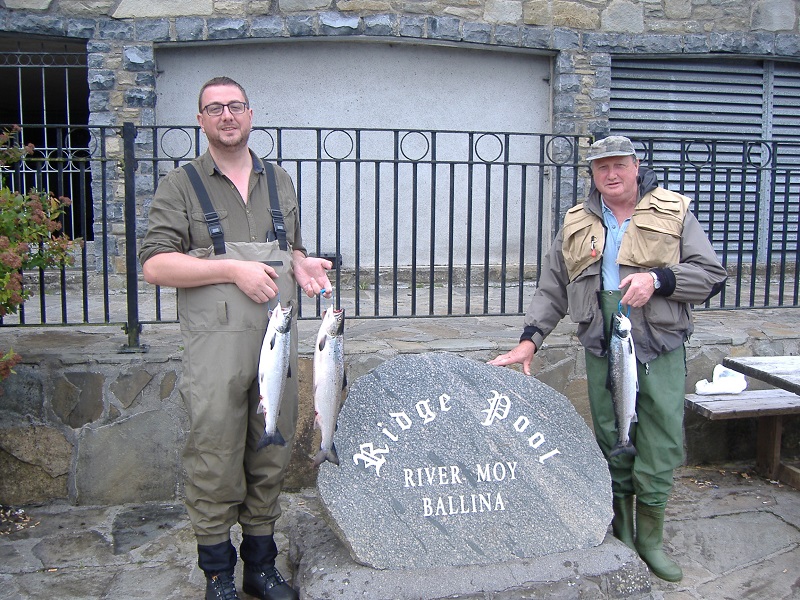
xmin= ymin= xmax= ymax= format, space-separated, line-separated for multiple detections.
xmin=520 ymin=326 xmax=543 ymax=352
xmin=652 ymin=267 xmax=676 ymax=296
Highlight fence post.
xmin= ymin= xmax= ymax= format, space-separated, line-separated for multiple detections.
xmin=122 ymin=122 xmax=144 ymax=351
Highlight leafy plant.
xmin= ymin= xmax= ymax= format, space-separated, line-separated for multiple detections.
xmin=0 ymin=126 xmax=81 ymax=389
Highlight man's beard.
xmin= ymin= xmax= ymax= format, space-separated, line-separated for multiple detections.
xmin=210 ymin=127 xmax=249 ymax=151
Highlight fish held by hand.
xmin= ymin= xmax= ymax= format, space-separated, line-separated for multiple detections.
xmin=256 ymin=302 xmax=293 ymax=450
xmin=312 ymin=306 xmax=346 ymax=466
xmin=607 ymin=310 xmax=638 ymax=458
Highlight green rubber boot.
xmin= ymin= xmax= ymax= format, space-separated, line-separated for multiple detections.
xmin=612 ymin=495 xmax=636 ymax=550
xmin=635 ymin=502 xmax=683 ymax=582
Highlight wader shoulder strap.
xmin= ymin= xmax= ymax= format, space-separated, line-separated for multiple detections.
xmin=262 ymin=160 xmax=288 ymax=251
xmin=182 ymin=162 xmax=226 ymax=255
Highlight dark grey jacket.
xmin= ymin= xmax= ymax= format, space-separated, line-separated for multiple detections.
xmin=521 ymin=168 xmax=728 ymax=362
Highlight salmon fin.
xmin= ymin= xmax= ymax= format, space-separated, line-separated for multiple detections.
xmin=269 ymin=333 xmax=277 ymax=351
xmin=312 ymin=443 xmax=340 ymax=467
xmin=257 ymin=427 xmax=286 ymax=450
xmin=609 ymin=441 xmax=638 ymax=458
xmin=318 ymin=336 xmax=327 ymax=352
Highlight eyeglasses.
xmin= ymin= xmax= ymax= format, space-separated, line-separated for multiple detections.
xmin=201 ymin=101 xmax=248 ymax=117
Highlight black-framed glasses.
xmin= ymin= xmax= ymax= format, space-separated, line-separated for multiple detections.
xmin=201 ymin=101 xmax=248 ymax=116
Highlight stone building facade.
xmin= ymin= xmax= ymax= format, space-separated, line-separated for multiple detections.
xmin=1 ymin=0 xmax=797 ymax=140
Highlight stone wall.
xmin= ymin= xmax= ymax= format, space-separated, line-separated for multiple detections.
xmin=1 ymin=309 xmax=799 ymax=506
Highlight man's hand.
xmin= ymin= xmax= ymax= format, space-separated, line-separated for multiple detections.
xmin=487 ymin=340 xmax=537 ymax=376
xmin=230 ymin=261 xmax=280 ymax=303
xmin=294 ymin=252 xmax=333 ymax=298
xmin=619 ymin=272 xmax=657 ymax=308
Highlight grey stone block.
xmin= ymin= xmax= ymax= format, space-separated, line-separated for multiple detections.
xmin=74 ymin=410 xmax=180 ymax=504
xmin=317 ymin=352 xmax=611 ymax=570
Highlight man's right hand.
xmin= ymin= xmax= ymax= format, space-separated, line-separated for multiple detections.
xmin=487 ymin=340 xmax=537 ymax=376
xmin=230 ymin=260 xmax=280 ymax=303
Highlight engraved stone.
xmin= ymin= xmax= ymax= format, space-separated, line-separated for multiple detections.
xmin=316 ymin=352 xmax=612 ymax=569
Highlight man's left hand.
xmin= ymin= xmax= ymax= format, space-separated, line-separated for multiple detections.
xmin=619 ymin=272 xmax=656 ymax=308
xmin=294 ymin=252 xmax=333 ymax=298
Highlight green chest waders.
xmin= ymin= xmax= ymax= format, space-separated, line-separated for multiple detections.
xmin=179 ymin=241 xmax=299 ymax=545
xmin=585 ymin=290 xmax=686 ymax=506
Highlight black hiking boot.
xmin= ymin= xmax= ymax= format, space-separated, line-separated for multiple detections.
xmin=242 ymin=565 xmax=298 ymax=600
xmin=205 ymin=572 xmax=240 ymax=600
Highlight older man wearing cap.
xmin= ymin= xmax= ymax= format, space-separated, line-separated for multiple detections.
xmin=489 ymin=135 xmax=727 ymax=582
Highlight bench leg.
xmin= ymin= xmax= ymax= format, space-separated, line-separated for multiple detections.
xmin=756 ymin=415 xmax=782 ymax=480
xmin=777 ymin=463 xmax=800 ymax=490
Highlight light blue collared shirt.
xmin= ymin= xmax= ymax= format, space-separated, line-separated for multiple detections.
xmin=601 ymin=200 xmax=630 ymax=291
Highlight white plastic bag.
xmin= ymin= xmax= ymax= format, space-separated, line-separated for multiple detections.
xmin=694 ymin=364 xmax=747 ymax=395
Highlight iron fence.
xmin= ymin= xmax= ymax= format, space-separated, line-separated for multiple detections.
xmin=1 ymin=124 xmax=798 ymax=350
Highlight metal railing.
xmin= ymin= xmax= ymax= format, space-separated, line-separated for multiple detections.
xmin=634 ymin=137 xmax=800 ymax=309
xmin=1 ymin=124 xmax=798 ymax=350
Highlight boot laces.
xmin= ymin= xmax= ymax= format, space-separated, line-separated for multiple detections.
xmin=259 ymin=566 xmax=287 ymax=588
xmin=209 ymin=573 xmax=239 ymax=600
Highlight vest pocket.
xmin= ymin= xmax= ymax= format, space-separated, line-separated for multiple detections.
xmin=217 ymin=301 xmax=228 ymax=324
xmin=566 ymin=266 xmax=599 ymax=324
xmin=563 ymin=216 xmax=603 ymax=281
xmin=620 ymin=213 xmax=681 ymax=267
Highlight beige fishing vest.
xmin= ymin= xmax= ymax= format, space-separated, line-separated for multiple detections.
xmin=562 ymin=188 xmax=690 ymax=281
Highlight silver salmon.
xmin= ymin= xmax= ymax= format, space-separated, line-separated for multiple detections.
xmin=256 ymin=302 xmax=293 ymax=450
xmin=608 ymin=310 xmax=638 ymax=458
xmin=312 ymin=306 xmax=346 ymax=466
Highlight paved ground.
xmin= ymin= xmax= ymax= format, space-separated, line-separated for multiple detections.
xmin=2 ymin=308 xmax=800 ymax=598
xmin=1 ymin=463 xmax=799 ymax=599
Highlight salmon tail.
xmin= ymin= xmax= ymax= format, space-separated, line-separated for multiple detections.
xmin=609 ymin=441 xmax=638 ymax=458
xmin=257 ymin=428 xmax=286 ymax=450
xmin=312 ymin=443 xmax=340 ymax=467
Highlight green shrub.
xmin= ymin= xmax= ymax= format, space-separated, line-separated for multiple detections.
xmin=0 ymin=126 xmax=81 ymax=388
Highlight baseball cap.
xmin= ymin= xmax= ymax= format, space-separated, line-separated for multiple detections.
xmin=586 ymin=136 xmax=636 ymax=161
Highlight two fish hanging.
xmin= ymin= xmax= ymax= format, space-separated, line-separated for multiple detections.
xmin=256 ymin=290 xmax=346 ymax=466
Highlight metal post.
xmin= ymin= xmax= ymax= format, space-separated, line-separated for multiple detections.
xmin=122 ymin=122 xmax=145 ymax=352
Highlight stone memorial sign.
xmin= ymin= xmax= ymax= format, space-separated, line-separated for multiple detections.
xmin=316 ymin=352 xmax=612 ymax=570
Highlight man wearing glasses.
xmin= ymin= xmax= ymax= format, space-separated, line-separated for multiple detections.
xmin=140 ymin=77 xmax=331 ymax=600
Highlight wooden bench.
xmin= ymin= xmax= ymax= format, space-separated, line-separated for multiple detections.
xmin=685 ymin=389 xmax=800 ymax=489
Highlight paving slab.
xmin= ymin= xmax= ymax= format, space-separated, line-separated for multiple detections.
xmin=1 ymin=465 xmax=799 ymax=599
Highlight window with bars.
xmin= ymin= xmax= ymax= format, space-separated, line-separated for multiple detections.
xmin=0 ymin=35 xmax=92 ymax=242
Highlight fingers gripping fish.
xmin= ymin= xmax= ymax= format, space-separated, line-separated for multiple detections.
xmin=312 ymin=306 xmax=346 ymax=467
xmin=256 ymin=302 xmax=293 ymax=450
xmin=607 ymin=310 xmax=638 ymax=458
